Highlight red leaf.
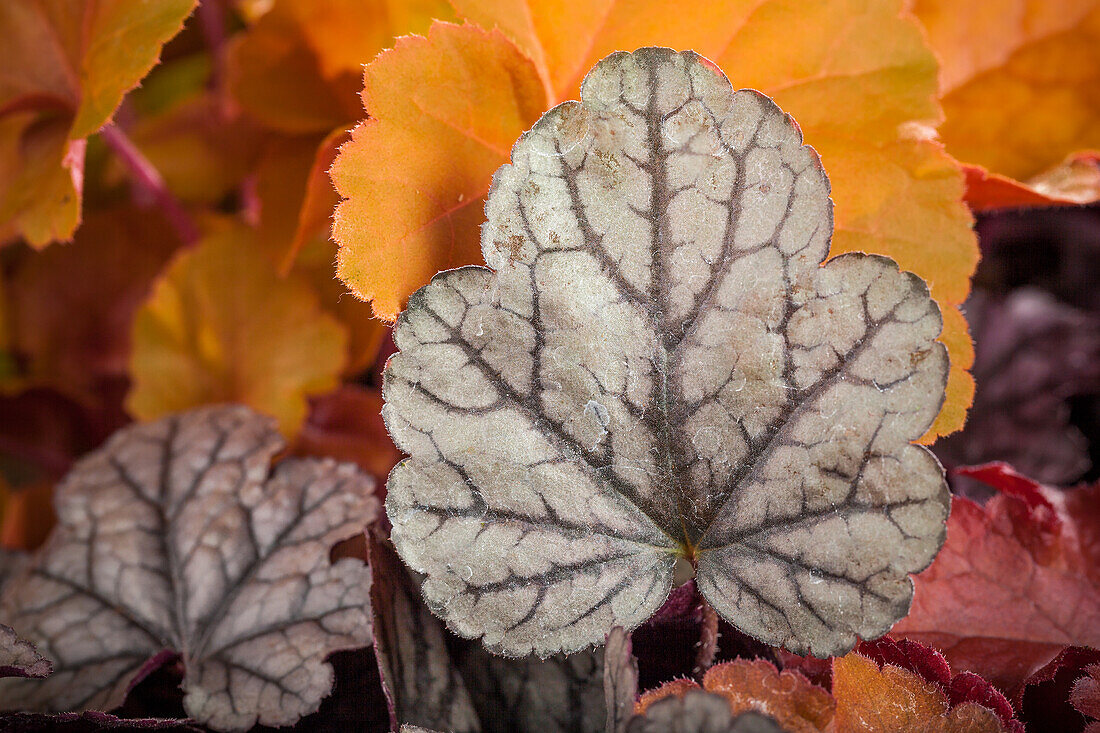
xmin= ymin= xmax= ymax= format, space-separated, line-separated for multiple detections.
xmin=892 ymin=465 xmax=1100 ymax=693
xmin=955 ymin=463 xmax=1063 ymax=548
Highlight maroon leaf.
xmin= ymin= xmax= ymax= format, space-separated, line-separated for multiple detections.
xmin=858 ymin=637 xmax=951 ymax=689
xmin=1018 ymin=647 xmax=1100 ymax=733
xmin=947 ymin=673 xmax=1022 ymax=733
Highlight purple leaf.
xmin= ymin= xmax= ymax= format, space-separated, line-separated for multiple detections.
xmin=459 ymin=643 xmax=606 ymax=732
xmin=603 ymin=627 xmax=638 ymax=733
xmin=0 ymin=711 xmax=200 ymax=732
xmin=933 ymin=289 xmax=1100 ymax=486
xmin=368 ymin=532 xmax=479 ymax=732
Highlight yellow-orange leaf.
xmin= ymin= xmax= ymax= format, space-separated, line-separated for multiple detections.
xmin=127 ymin=224 xmax=347 ymax=436
xmin=107 ymin=93 xmax=267 ymax=205
xmin=330 ymin=22 xmax=547 ymax=321
xmin=226 ymin=0 xmax=453 ymax=133
xmin=333 ymin=2 xmax=977 ymax=437
xmin=254 ymin=132 xmax=389 ymax=376
xmin=914 ymin=0 xmax=1100 ymax=206
xmin=0 ymin=0 xmax=196 ymax=246
xmin=0 ymin=116 xmax=83 ymax=248
xmin=926 ymin=306 xmax=974 ymax=442
xmin=832 ymin=654 xmax=1005 ymax=733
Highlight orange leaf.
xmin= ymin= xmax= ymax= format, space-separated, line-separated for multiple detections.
xmin=279 ymin=127 xmax=350 ymax=276
xmin=127 ymin=223 xmax=348 ymax=436
xmin=333 ymin=3 xmax=977 ymax=436
xmin=330 ymin=22 xmax=548 ymax=321
xmin=255 ymin=132 xmax=389 ymax=375
xmin=913 ymin=0 xmax=1100 ymax=207
xmin=632 ymin=661 xmax=834 ymax=731
xmin=962 ymin=165 xmax=1076 ymax=211
xmin=704 ymin=659 xmax=834 ymax=732
xmin=226 ymin=0 xmax=454 ymax=133
xmin=0 ymin=0 xmax=196 ymax=246
xmin=832 ymin=653 xmax=1006 ymax=732
xmin=0 ymin=479 xmax=53 ymax=551
xmin=961 ymin=152 xmax=1100 ymax=210
xmin=451 ymin=0 xmax=979 ymax=304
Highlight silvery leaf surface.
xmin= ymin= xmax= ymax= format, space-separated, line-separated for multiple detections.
xmin=384 ymin=47 xmax=950 ymax=658
xmin=0 ymin=406 xmax=377 ymax=732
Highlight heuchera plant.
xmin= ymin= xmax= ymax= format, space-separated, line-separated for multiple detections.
xmin=382 ymin=47 xmax=950 ymax=660
xmin=1 ymin=1 xmax=1099 ymax=732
